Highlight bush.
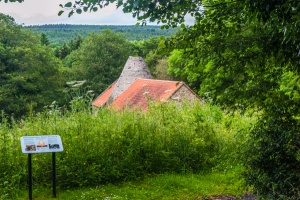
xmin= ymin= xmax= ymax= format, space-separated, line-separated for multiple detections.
xmin=0 ymin=102 xmax=252 ymax=198
xmin=245 ymin=98 xmax=300 ymax=199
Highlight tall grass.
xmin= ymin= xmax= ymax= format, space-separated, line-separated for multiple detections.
xmin=0 ymin=101 xmax=255 ymax=199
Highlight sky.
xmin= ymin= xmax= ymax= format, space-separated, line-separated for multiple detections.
xmin=0 ymin=0 xmax=195 ymax=26
xmin=0 ymin=0 xmax=143 ymax=25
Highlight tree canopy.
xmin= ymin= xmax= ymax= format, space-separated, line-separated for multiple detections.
xmin=62 ymin=0 xmax=300 ymax=109
xmin=58 ymin=0 xmax=299 ymax=106
xmin=64 ymin=29 xmax=134 ymax=94
xmin=0 ymin=14 xmax=64 ymax=118
xmin=58 ymin=0 xmax=202 ymax=28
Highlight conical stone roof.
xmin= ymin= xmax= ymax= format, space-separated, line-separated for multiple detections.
xmin=108 ymin=56 xmax=152 ymax=103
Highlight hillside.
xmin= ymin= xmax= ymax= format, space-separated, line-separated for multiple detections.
xmin=24 ymin=24 xmax=178 ymax=44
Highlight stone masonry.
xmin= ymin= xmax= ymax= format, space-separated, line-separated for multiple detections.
xmin=108 ymin=56 xmax=152 ymax=104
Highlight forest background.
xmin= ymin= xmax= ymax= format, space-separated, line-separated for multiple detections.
xmin=1 ymin=0 xmax=300 ymax=199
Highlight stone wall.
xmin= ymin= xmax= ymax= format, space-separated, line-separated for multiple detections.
xmin=170 ymin=84 xmax=202 ymax=103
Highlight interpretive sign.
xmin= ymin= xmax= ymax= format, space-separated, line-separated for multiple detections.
xmin=20 ymin=135 xmax=63 ymax=154
xmin=20 ymin=135 xmax=64 ymax=199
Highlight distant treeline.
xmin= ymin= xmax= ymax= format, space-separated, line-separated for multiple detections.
xmin=24 ymin=24 xmax=178 ymax=44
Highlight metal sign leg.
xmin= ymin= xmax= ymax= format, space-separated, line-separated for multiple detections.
xmin=28 ymin=154 xmax=32 ymax=200
xmin=52 ymin=152 xmax=56 ymax=198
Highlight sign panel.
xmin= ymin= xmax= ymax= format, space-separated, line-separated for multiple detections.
xmin=20 ymin=135 xmax=63 ymax=154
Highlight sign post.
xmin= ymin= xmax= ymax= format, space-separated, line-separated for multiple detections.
xmin=52 ymin=152 xmax=56 ymax=197
xmin=28 ymin=154 xmax=32 ymax=200
xmin=20 ymin=135 xmax=63 ymax=200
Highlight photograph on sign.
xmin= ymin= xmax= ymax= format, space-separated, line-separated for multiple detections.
xmin=20 ymin=135 xmax=64 ymax=154
xmin=25 ymin=144 xmax=36 ymax=152
xmin=49 ymin=144 xmax=60 ymax=149
xmin=37 ymin=140 xmax=47 ymax=147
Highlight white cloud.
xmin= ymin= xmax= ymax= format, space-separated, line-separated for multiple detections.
xmin=0 ymin=0 xmax=195 ymax=26
xmin=0 ymin=0 xmax=139 ymax=25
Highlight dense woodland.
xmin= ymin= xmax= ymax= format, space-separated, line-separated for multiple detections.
xmin=0 ymin=13 xmax=172 ymax=118
xmin=0 ymin=0 xmax=300 ymax=199
xmin=24 ymin=24 xmax=177 ymax=44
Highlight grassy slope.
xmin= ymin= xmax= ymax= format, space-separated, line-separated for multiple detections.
xmin=18 ymin=169 xmax=246 ymax=200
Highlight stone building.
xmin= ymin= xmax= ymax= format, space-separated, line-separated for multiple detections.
xmin=92 ymin=56 xmax=202 ymax=110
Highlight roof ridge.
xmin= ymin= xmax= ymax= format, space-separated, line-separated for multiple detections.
xmin=135 ymin=78 xmax=183 ymax=83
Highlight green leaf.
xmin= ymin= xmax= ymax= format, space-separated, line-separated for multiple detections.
xmin=83 ymin=7 xmax=88 ymax=12
xmin=64 ymin=2 xmax=72 ymax=7
xmin=76 ymin=9 xmax=82 ymax=14
xmin=58 ymin=10 xmax=64 ymax=16
xmin=117 ymin=0 xmax=123 ymax=8
xmin=149 ymin=17 xmax=155 ymax=22
xmin=92 ymin=7 xmax=98 ymax=12
xmin=68 ymin=10 xmax=74 ymax=17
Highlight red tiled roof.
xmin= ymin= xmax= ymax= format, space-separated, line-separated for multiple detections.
xmin=92 ymin=82 xmax=116 ymax=107
xmin=109 ymin=78 xmax=184 ymax=110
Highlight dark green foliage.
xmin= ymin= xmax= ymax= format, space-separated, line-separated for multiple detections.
xmin=58 ymin=43 xmax=70 ymax=59
xmin=59 ymin=0 xmax=201 ymax=29
xmin=0 ymin=14 xmax=65 ymax=119
xmin=159 ymin=1 xmax=300 ymax=198
xmin=40 ymin=33 xmax=50 ymax=46
xmin=165 ymin=0 xmax=300 ymax=109
xmin=132 ymin=37 xmax=161 ymax=58
xmin=24 ymin=24 xmax=177 ymax=44
xmin=245 ymin=95 xmax=300 ymax=199
xmin=69 ymin=35 xmax=83 ymax=51
xmin=65 ymin=29 xmax=134 ymax=94
xmin=54 ymin=35 xmax=83 ymax=59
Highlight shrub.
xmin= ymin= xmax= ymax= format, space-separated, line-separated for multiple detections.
xmin=245 ymin=98 xmax=300 ymax=199
xmin=0 ymin=102 xmax=252 ymax=198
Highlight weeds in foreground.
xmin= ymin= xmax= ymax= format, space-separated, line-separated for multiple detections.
xmin=0 ymin=102 xmax=255 ymax=199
